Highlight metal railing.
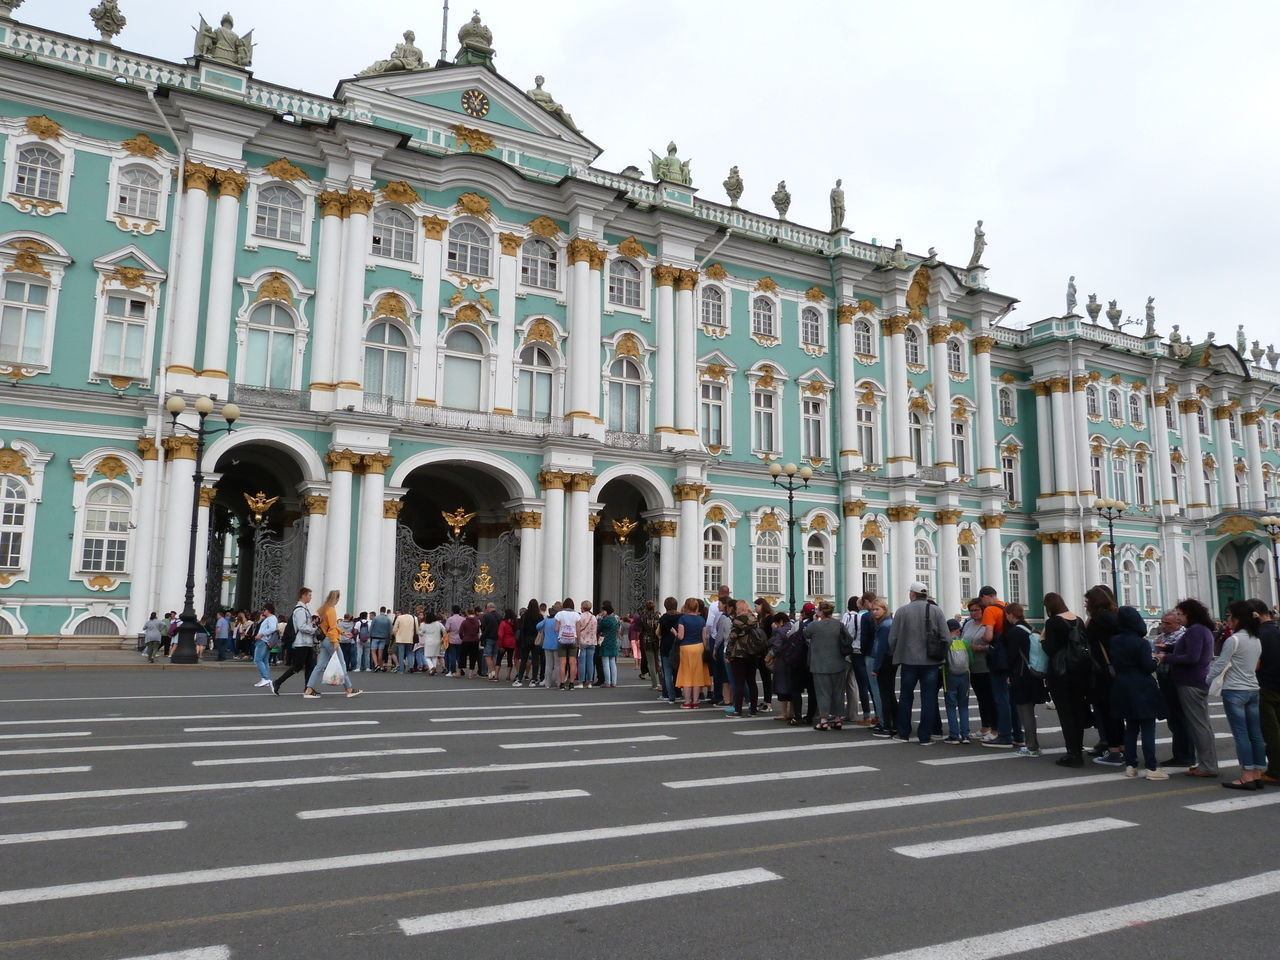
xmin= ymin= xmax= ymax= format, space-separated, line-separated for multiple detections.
xmin=389 ymin=401 xmax=570 ymax=438
xmin=603 ymin=431 xmax=663 ymax=452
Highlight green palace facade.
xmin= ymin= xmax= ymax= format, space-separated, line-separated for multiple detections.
xmin=0 ymin=7 xmax=1278 ymax=642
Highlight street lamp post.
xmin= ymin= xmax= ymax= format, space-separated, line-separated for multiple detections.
xmin=166 ymin=394 xmax=240 ymax=665
xmin=1260 ymin=514 xmax=1280 ymax=610
xmin=768 ymin=461 xmax=813 ymax=615
xmin=1094 ymin=497 xmax=1126 ymax=600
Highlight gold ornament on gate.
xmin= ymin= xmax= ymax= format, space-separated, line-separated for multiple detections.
xmin=412 ymin=562 xmax=437 ymax=593
xmin=473 ymin=563 xmax=496 ymax=595
xmin=441 ymin=507 xmax=476 ymax=536
xmin=612 ymin=517 xmax=638 ymax=544
xmin=243 ymin=491 xmax=279 ymax=523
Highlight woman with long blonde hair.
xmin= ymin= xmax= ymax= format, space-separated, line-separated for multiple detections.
xmin=304 ymin=589 xmax=362 ymax=698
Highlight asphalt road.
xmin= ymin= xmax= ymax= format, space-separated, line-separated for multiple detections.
xmin=0 ymin=664 xmax=1273 ymax=960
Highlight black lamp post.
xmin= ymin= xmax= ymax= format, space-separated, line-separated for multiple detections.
xmin=1261 ymin=514 xmax=1280 ymax=610
xmin=768 ymin=461 xmax=813 ymax=615
xmin=1094 ymin=496 xmax=1126 ymax=599
xmin=166 ymin=394 xmax=239 ymax=664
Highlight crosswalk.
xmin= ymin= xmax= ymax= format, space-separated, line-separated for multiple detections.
xmin=0 ymin=677 xmax=1272 ymax=959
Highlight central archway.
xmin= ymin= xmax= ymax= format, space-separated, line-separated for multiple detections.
xmin=592 ymin=472 xmax=670 ymax=616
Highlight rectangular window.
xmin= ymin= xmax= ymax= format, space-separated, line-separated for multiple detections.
xmin=703 ymin=534 xmax=725 ymax=595
xmin=1090 ymin=455 xmax=1104 ymax=497
xmin=1001 ymin=455 xmax=1017 ymax=500
xmin=1 ymin=278 xmax=49 ymax=366
xmin=99 ymin=294 xmax=148 ymax=378
xmin=752 ymin=390 xmax=776 ymax=453
xmin=700 ymin=382 xmax=724 ymax=447
xmin=951 ymin=421 xmax=968 ymax=473
xmin=857 ymin=407 xmax=877 ymax=463
xmin=806 ymin=547 xmax=826 ymax=598
xmin=802 ymin=397 xmax=824 ymax=460
xmin=1135 ymin=462 xmax=1149 ymax=505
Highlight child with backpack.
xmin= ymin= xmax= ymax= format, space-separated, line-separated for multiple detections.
xmin=942 ymin=618 xmax=972 ymax=743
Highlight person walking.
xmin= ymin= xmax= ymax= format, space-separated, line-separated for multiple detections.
xmin=251 ymin=603 xmax=280 ymax=688
xmin=392 ymin=607 xmax=416 ymax=674
xmin=1163 ymin=598 xmax=1219 ymax=778
xmin=1109 ymin=605 xmax=1168 ymax=781
xmin=142 ymin=611 xmax=164 ymax=664
xmin=338 ymin=611 xmax=356 ymax=671
xmin=369 ymin=606 xmax=392 ymax=672
xmin=890 ymin=583 xmax=949 ymax=744
xmin=1210 ymin=600 xmax=1266 ymax=790
xmin=271 ymin=588 xmax=317 ymax=695
xmin=1040 ymin=592 xmax=1092 ymax=767
xmin=675 ymin=597 xmax=711 ymax=708
xmin=302 ymin=589 xmax=362 ymax=699
xmin=807 ymin=601 xmax=851 ymax=729
xmin=1005 ymin=602 xmax=1048 ymax=758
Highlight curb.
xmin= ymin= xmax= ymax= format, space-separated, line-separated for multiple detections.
xmin=0 ymin=662 xmax=261 ymax=672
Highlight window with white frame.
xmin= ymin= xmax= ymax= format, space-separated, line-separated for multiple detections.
xmin=97 ymin=293 xmax=149 ymax=378
xmin=800 ymin=307 xmax=823 ymax=349
xmin=1142 ymin=560 xmax=1157 ymax=610
xmin=0 ymin=476 xmax=26 ymax=570
xmin=853 ymin=319 xmax=875 ymax=356
xmin=1258 ymin=420 xmax=1268 ymax=450
xmin=754 ymin=529 xmax=782 ymax=597
xmin=1171 ymin=460 xmax=1183 ymax=505
xmin=1271 ymin=421 xmax=1280 ymax=449
xmin=242 ymin=303 xmax=296 ymax=389
xmin=1107 ymin=389 xmax=1122 ymax=421
xmin=1165 ymin=401 xmax=1177 ymax=431
xmin=607 ymin=259 xmax=641 ymax=308
xmin=1121 ymin=558 xmax=1137 ymax=606
xmin=1090 ymin=453 xmax=1105 ymax=497
xmin=254 ymin=184 xmax=305 ymax=243
xmin=861 ymin=537 xmax=880 ymax=595
xmin=857 ymin=404 xmax=878 ymax=463
xmin=442 ymin=327 xmax=487 ymax=410
xmin=1001 ymin=452 xmax=1019 ymax=501
xmin=13 ymin=145 xmax=62 ymax=202
xmin=1229 ymin=414 xmax=1240 ymax=443
xmin=115 ymin=166 xmax=162 ymax=221
xmin=914 ymin=538 xmax=934 ymax=596
xmin=752 ymin=297 xmax=777 ymax=339
xmin=1204 ymin=465 xmax=1217 ymax=509
xmin=701 ymin=286 xmax=725 ymax=330
xmin=1 ymin=275 xmax=50 ymax=367
xmin=1112 ymin=453 xmax=1129 ymax=502
xmin=951 ymin=420 xmax=969 ymax=472
xmin=700 ymin=381 xmax=725 ymax=448
xmin=1086 ymin=385 xmax=1101 ymax=418
xmin=1007 ymin=556 xmax=1025 ymax=605
xmin=1099 ymin=556 xmax=1113 ymax=591
xmin=447 ymin=222 xmax=491 ymax=277
xmin=606 ymin=357 xmax=643 ymax=433
xmin=905 ymin=326 xmax=922 ymax=365
xmin=516 ymin=344 xmax=554 ymax=420
xmin=805 ymin=534 xmax=827 ymax=599
xmin=1128 ymin=393 xmax=1144 ymax=426
xmin=998 ymin=387 xmax=1015 ymax=421
xmin=520 ymin=238 xmax=558 ymax=289
xmin=703 ymin=525 xmax=726 ymax=595
xmin=802 ymin=396 xmax=826 ymax=460
xmin=752 ymin=388 xmax=778 ymax=453
xmin=363 ymin=320 xmax=410 ymax=401
xmin=79 ymin=484 xmax=130 ymax=573
xmin=1135 ymin=456 xmax=1150 ymax=505
xmin=947 ymin=339 xmax=964 ymax=374
xmin=959 ymin=544 xmax=975 ymax=602
xmin=1197 ymin=404 xmax=1209 ymax=436
xmin=1235 ymin=464 xmax=1247 ymax=507
xmin=370 ymin=208 xmax=416 ymax=262
xmin=909 ymin=411 xmax=927 ymax=465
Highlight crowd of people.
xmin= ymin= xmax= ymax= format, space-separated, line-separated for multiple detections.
xmin=148 ymin=577 xmax=1279 ymax=792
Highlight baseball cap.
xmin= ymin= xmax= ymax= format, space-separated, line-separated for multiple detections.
xmin=909 ymin=581 xmax=928 ymax=594
xmin=801 ymin=602 xmax=816 ymax=614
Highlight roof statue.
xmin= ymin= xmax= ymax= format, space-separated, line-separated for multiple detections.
xmin=526 ymin=75 xmax=580 ymax=133
xmin=358 ymin=30 xmax=425 ymax=77
xmin=830 ymin=179 xmax=845 ymax=232
xmin=1144 ymin=296 xmax=1157 ymax=338
xmin=1105 ymin=299 xmax=1121 ymax=329
xmin=723 ymin=166 xmax=743 ymax=207
xmin=1236 ymin=323 xmax=1246 ymax=354
xmin=649 ymin=142 xmax=691 ymax=186
xmin=891 ymin=238 xmax=907 ymax=269
xmin=1267 ymin=344 xmax=1279 ymax=370
xmin=1085 ymin=292 xmax=1101 ymax=323
xmin=1205 ymin=331 xmax=1216 ymax=345
xmin=455 ymin=10 xmax=495 ymax=68
xmin=771 ymin=180 xmax=791 ymax=219
xmin=0 ymin=0 xmax=23 ymax=18
xmin=89 ymin=0 xmax=126 ymax=42
xmin=1065 ymin=275 xmax=1077 ymax=315
xmin=966 ymin=219 xmax=986 ymax=268
xmin=194 ymin=13 xmax=253 ymax=67
xmin=1169 ymin=324 xmax=1182 ymax=343
xmin=1250 ymin=340 xmax=1264 ymax=366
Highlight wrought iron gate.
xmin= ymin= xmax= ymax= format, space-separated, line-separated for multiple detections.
xmin=204 ymin=523 xmax=227 ymax=616
xmin=394 ymin=523 xmax=518 ymax=613
xmin=251 ymin=519 xmax=306 ymax=614
xmin=617 ymin=543 xmax=656 ymax=617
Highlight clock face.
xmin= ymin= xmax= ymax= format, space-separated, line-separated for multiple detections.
xmin=461 ymin=89 xmax=490 ymax=119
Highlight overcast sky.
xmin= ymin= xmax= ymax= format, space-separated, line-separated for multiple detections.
xmin=28 ymin=0 xmax=1280 ymax=347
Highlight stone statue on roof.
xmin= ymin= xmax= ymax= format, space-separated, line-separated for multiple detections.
xmin=1250 ymin=340 xmax=1264 ymax=366
xmin=772 ymin=181 xmax=791 ymax=219
xmin=830 ymin=179 xmax=846 ymax=232
xmin=89 ymin=0 xmax=126 ymax=42
xmin=1169 ymin=324 xmax=1182 ymax=343
xmin=650 ymin=142 xmax=691 ymax=185
xmin=526 ymin=75 xmax=580 ymax=133
xmin=966 ymin=219 xmax=986 ymax=268
xmin=723 ymin=166 xmax=743 ymax=207
xmin=1066 ymin=276 xmax=1077 ymax=315
xmin=1267 ymin=344 xmax=1278 ymax=369
xmin=358 ymin=30 xmax=425 ymax=77
xmin=1236 ymin=324 xmax=1247 ymax=354
xmin=194 ymin=13 xmax=253 ymax=67
xmin=455 ymin=10 xmax=496 ymax=67
xmin=1085 ymin=293 xmax=1101 ymax=323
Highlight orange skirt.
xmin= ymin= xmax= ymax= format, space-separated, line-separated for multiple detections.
xmin=676 ymin=643 xmax=712 ymax=688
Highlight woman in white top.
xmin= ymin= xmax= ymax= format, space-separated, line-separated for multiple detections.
xmin=575 ymin=600 xmax=598 ymax=688
xmin=419 ymin=611 xmax=446 ymax=675
xmin=554 ymin=598 xmax=581 ymax=689
xmin=1209 ymin=600 xmax=1265 ymax=791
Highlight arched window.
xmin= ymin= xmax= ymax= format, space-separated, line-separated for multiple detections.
xmin=1142 ymin=559 xmax=1158 ymax=610
xmin=254 ymin=184 xmax=304 ymax=242
xmin=751 ymin=297 xmax=777 ymax=338
xmin=115 ymin=165 xmax=162 ymax=220
xmin=998 ymin=387 xmax=1015 ymax=421
xmin=861 ymin=537 xmax=881 ymax=595
xmin=946 ymin=338 xmax=964 ymax=374
xmin=520 ymin=238 xmax=558 ymax=289
xmin=1107 ymin=389 xmax=1122 ymax=421
xmin=1085 ymin=385 xmax=1101 ymax=418
xmin=516 ymin=343 xmax=554 ymax=420
xmin=80 ymin=484 xmax=130 ymax=573
xmin=959 ymin=544 xmax=975 ymax=602
xmin=370 ymin=208 xmax=416 ymax=261
xmin=607 ymin=259 xmax=641 ymax=307
xmin=701 ymin=287 xmax=725 ymax=330
xmin=904 ymin=327 xmax=922 ymax=365
xmin=853 ymin=319 xmax=874 ymax=356
xmin=606 ymin=357 xmax=643 ymax=433
xmin=753 ymin=529 xmax=782 ymax=598
xmin=703 ymin=526 xmax=726 ymax=595
xmin=805 ymin=533 xmax=827 ymax=599
xmin=857 ymin=404 xmax=878 ymax=464
xmin=363 ymin=320 xmax=410 ymax=401
xmin=1128 ymin=393 xmax=1144 ymax=425
xmin=242 ymin=303 xmax=295 ymax=388
xmin=914 ymin=538 xmax=934 ymax=596
xmin=0 ymin=477 xmax=27 ymax=570
xmin=442 ymin=328 xmax=486 ymax=410
xmin=447 ymin=222 xmax=491 ymax=277
xmin=1 ymin=275 xmax=50 ymax=366
xmin=1007 ymin=556 xmax=1025 ymax=605
xmin=14 ymin=145 xmax=61 ymax=200
xmin=800 ymin=306 xmax=823 ymax=348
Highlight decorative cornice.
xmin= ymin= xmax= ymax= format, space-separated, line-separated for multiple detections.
xmin=617 ymin=236 xmax=647 ymax=259
xmin=527 ymin=216 xmax=560 ymax=238
xmin=214 ymin=168 xmax=247 ymax=199
xmin=302 ymin=495 xmax=329 ymax=516
xmin=704 ymin=262 xmax=728 ymax=281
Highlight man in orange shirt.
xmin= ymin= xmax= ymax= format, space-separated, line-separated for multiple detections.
xmin=977 ymin=585 xmax=1023 ymax=748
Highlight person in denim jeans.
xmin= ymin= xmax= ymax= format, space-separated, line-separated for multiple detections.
xmin=1210 ymin=600 xmax=1265 ymax=790
xmin=943 ymin=618 xmax=972 ymax=743
xmin=351 ymin=612 xmax=372 ymax=672
xmin=889 ymin=583 xmax=949 ymax=744
xmin=975 ymin=586 xmax=1023 ymax=749
xmin=658 ymin=597 xmax=681 ymax=703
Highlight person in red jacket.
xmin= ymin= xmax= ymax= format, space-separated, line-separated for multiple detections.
xmin=496 ymin=608 xmax=518 ymax=683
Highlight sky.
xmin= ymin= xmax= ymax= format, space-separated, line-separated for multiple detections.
xmin=25 ymin=0 xmax=1280 ymax=346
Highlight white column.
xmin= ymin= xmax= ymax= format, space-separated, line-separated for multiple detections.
xmin=158 ymin=438 xmax=197 ymax=611
xmin=1213 ymin=405 xmax=1237 ymax=508
xmin=514 ymin=512 xmax=541 ymax=605
xmin=1039 ymin=537 xmax=1057 ymax=603
xmin=657 ymin=521 xmax=679 ymax=604
xmin=380 ymin=491 xmax=406 ymax=612
xmin=565 ymin=473 xmax=592 ymax=602
xmin=1244 ymin=410 xmax=1266 ymax=507
xmin=1072 ymin=382 xmax=1092 ymax=502
xmin=1150 ymin=394 xmax=1173 ymax=509
xmin=972 ymin=336 xmax=999 ymax=486
xmin=1057 ymin=539 xmax=1079 ymax=608
xmin=981 ymin=517 xmax=1003 ymax=593
xmin=836 ymin=309 xmax=859 ymax=466
xmin=888 ymin=509 xmax=916 ymax=607
xmin=540 ymin=473 xmax=566 ymax=602
xmin=335 ymin=190 xmax=373 ymax=408
xmin=308 ymin=192 xmax=346 ymax=404
xmin=193 ymin=484 xmax=214 ymax=614
xmin=840 ymin=499 xmax=862 ymax=601
xmin=565 ymin=242 xmax=593 ymax=419
xmin=1049 ymin=380 xmax=1073 ymax=496
xmin=1083 ymin=535 xmax=1102 ymax=591
xmin=654 ymin=269 xmax=676 ymax=434
xmin=674 ymin=271 xmax=697 ymax=436
xmin=414 ymin=218 xmax=445 ymax=406
xmin=937 ymin=512 xmax=960 ymax=617
xmin=126 ymin=438 xmax=162 ymax=633
xmin=885 ymin=318 xmax=911 ymax=475
xmin=1179 ymin=398 xmax=1207 ymax=509
xmin=1033 ymin=385 xmax=1053 ymax=498
xmin=493 ymin=234 xmax=521 ymax=414
xmin=928 ymin=325 xmax=953 ymax=473
xmin=301 ymin=497 xmax=328 ymax=598
xmin=354 ymin=454 xmax=389 ymax=614
xmin=586 ymin=251 xmax=604 ymax=422
xmin=167 ymin=164 xmax=212 ymax=376
xmin=323 ymin=452 xmax=357 ymax=599
xmin=676 ymin=488 xmax=703 ymax=601
xmin=198 ymin=170 xmax=245 ymax=381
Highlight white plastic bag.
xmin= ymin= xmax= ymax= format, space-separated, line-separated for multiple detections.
xmin=322 ymin=647 xmax=346 ymax=686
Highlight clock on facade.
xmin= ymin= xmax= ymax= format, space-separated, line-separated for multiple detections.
xmin=461 ymin=89 xmax=490 ymax=118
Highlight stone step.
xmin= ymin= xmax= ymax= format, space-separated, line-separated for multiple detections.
xmin=0 ymin=637 xmax=135 ymax=651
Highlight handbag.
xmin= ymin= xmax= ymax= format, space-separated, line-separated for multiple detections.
xmin=322 ymin=647 xmax=347 ymax=686
xmin=1208 ymin=635 xmax=1236 ymax=698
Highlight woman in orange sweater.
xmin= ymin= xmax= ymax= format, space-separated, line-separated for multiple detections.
xmin=305 ymin=589 xmax=363 ymax=698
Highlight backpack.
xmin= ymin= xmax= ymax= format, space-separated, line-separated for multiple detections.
xmin=924 ymin=602 xmax=948 ymax=661
xmin=781 ymin=622 xmax=808 ymax=667
xmin=743 ymin=623 xmax=770 ymax=658
xmin=947 ymin=635 xmax=970 ymax=675
xmin=1054 ymin=617 xmax=1093 ymax=676
xmin=280 ymin=605 xmax=300 ymax=652
xmin=1025 ymin=629 xmax=1048 ymax=677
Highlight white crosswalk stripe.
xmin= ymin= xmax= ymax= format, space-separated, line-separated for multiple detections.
xmin=428 ymin=713 xmax=580 ymax=722
xmin=1185 ymin=792 xmax=1280 ymax=814
xmin=182 ymin=721 xmax=380 ymax=732
xmin=0 ymin=731 xmax=92 ymax=740
xmin=0 ymin=821 xmax=187 ymax=846
xmin=0 ymin=765 xmax=91 ymax=777
xmin=109 ymin=948 xmax=230 ymax=960
xmin=663 ymin=765 xmax=877 ymax=789
xmin=499 ymin=735 xmax=675 ymax=749
xmin=193 ymin=747 xmax=446 ymax=767
xmin=891 ymin=817 xmax=1136 ymax=858
xmin=298 ymin=788 xmax=590 ymax=819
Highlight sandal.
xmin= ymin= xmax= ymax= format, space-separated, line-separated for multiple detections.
xmin=814 ymin=721 xmax=829 ymax=731
xmin=832 ymin=720 xmax=843 ymax=730
xmin=787 ymin=717 xmax=799 ymax=726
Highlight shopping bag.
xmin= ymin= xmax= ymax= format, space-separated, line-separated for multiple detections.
xmin=322 ymin=648 xmax=347 ymax=686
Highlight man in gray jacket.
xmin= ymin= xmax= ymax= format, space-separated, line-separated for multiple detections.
xmin=271 ymin=587 xmax=318 ymax=695
xmin=889 ymin=582 xmax=949 ymax=744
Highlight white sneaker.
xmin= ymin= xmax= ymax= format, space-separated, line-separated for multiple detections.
xmin=1124 ymin=765 xmax=1138 ymax=778
xmin=253 ymin=678 xmax=271 ymax=687
xmin=1145 ymin=768 xmax=1169 ymax=781
xmin=512 ymin=680 xmax=522 ymax=687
